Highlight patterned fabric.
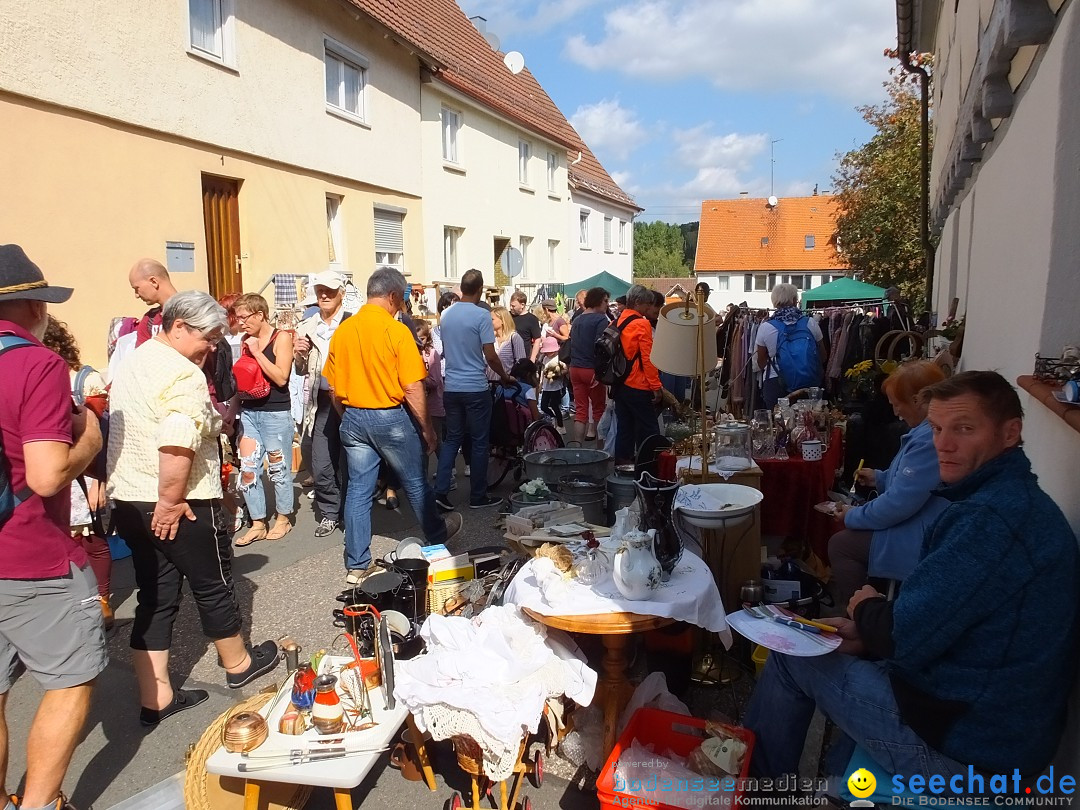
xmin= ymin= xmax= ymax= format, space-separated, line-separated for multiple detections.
xmin=106 ymin=339 xmax=223 ymax=502
xmin=272 ymin=273 xmax=303 ymax=308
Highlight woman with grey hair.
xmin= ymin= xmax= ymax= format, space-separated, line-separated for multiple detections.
xmin=754 ymin=283 xmax=825 ymax=408
xmin=108 ymin=290 xmax=279 ymax=726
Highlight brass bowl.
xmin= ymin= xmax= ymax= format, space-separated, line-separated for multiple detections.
xmin=222 ymin=711 xmax=269 ymax=753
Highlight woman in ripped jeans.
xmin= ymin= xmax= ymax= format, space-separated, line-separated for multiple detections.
xmin=232 ymin=293 xmax=295 ymax=545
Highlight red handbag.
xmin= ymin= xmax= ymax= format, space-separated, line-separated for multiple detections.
xmin=233 ymin=333 xmax=276 ymax=400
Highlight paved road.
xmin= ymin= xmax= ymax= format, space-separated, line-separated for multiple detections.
xmin=3 ymin=459 xmax=607 ymax=810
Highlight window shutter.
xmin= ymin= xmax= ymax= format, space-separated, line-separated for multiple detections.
xmin=374 ymin=209 xmax=404 ymax=254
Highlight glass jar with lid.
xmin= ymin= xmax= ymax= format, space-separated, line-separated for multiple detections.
xmin=712 ymin=422 xmax=752 ymax=470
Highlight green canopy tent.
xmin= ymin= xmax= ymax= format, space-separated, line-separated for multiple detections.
xmin=562 ymin=271 xmax=632 ymax=299
xmin=800 ymin=277 xmax=886 ymax=308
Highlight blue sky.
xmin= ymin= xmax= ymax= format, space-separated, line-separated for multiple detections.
xmin=460 ymin=0 xmax=898 ymax=224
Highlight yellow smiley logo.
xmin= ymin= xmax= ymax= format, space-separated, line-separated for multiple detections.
xmin=847 ymin=767 xmax=877 ymax=799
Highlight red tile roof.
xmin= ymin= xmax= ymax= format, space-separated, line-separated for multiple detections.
xmin=694 ymin=195 xmax=848 ymax=273
xmin=345 ymin=0 xmax=639 ymax=211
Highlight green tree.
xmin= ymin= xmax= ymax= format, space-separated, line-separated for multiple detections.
xmin=832 ymin=55 xmax=934 ymax=308
xmin=633 ymin=221 xmax=690 ymax=278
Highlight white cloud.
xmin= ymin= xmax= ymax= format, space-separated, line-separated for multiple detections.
xmin=564 ymin=0 xmax=896 ymax=102
xmin=570 ymin=99 xmax=648 ymax=161
xmin=672 ymin=126 xmax=768 ymax=170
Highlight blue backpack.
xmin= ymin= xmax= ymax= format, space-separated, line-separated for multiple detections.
xmin=0 ymin=334 xmax=34 ymax=529
xmin=769 ymin=316 xmax=821 ymax=392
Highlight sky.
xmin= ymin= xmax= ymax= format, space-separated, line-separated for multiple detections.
xmin=459 ymin=0 xmax=899 ymax=224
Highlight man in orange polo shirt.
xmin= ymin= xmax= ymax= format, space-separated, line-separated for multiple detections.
xmin=324 ymin=267 xmax=461 ymax=584
xmin=612 ymin=284 xmax=663 ymax=463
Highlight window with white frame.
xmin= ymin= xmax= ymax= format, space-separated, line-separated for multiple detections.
xmin=546 ymin=152 xmax=558 ymax=192
xmin=324 ymin=39 xmax=368 ymax=121
xmin=374 ymin=207 xmax=405 ymax=273
xmin=744 ymin=273 xmax=769 ymax=292
xmin=548 ymin=240 xmax=559 ymax=280
xmin=519 ymin=236 xmax=532 ymax=280
xmin=579 ymin=210 xmax=590 ymax=247
xmin=189 ymin=0 xmax=234 ymax=64
xmin=518 ymin=140 xmax=531 ymax=185
xmin=618 ymin=220 xmax=627 ymax=252
xmin=443 ymin=227 xmax=461 ymax=278
xmin=715 ymin=276 xmax=729 ymax=291
xmin=781 ymin=273 xmax=812 ymax=290
xmin=326 ymin=195 xmax=343 ymax=265
xmin=442 ymin=106 xmax=461 ymax=163
xmin=603 ymin=217 xmax=613 ymax=253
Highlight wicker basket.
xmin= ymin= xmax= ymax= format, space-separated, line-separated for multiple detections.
xmin=427 ymin=579 xmax=469 ymax=615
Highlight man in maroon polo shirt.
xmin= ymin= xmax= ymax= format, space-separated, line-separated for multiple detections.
xmin=0 ymin=245 xmax=106 ymax=810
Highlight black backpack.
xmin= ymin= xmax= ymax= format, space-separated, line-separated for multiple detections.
xmin=594 ymin=313 xmax=643 ymax=388
xmin=0 ymin=334 xmax=34 ymax=529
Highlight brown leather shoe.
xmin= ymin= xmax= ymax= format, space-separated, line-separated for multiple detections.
xmin=100 ymin=597 xmax=114 ymax=632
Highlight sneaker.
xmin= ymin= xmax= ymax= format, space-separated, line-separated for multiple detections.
xmin=470 ymin=495 xmax=502 ymax=509
xmin=444 ymin=512 xmax=463 ymax=543
xmin=314 ymin=518 xmax=338 ymax=538
xmin=463 ymin=465 xmax=471 ymax=477
xmin=449 ymin=476 xmax=458 ymax=491
xmin=435 ymin=495 xmax=455 ymax=513
xmin=140 ymin=688 xmax=209 ymax=727
xmin=226 ymin=640 xmax=281 ymax=689
xmin=345 ymin=568 xmax=366 ymax=585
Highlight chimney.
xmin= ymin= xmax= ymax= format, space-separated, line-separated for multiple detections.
xmin=469 ymin=15 xmax=488 ymax=33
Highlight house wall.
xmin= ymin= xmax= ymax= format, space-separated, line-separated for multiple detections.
xmin=695 ymin=272 xmax=847 ymax=313
xmin=929 ymin=0 xmax=1080 ymax=777
xmin=0 ymin=0 xmax=423 ymax=197
xmin=420 ymin=84 xmax=567 ymax=293
xmin=0 ymin=95 xmax=422 ymax=369
xmin=567 ymin=190 xmax=636 ymax=286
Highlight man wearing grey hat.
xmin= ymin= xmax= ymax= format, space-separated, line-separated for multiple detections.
xmin=294 ymin=271 xmax=353 ymax=537
xmin=0 ymin=245 xmax=106 ymax=810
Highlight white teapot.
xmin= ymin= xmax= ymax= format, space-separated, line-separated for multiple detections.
xmin=613 ymin=529 xmax=663 ymax=601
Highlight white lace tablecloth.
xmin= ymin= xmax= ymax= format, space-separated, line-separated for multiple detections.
xmin=504 ymin=550 xmax=732 ymax=647
xmin=675 ymin=456 xmax=762 ymax=479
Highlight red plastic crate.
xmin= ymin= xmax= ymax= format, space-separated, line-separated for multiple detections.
xmin=596 ymin=707 xmax=755 ymax=810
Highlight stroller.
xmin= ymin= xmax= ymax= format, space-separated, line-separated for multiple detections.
xmin=486 ymin=382 xmax=562 ymax=487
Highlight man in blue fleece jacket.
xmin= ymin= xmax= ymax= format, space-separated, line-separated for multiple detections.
xmin=743 ymin=371 xmax=1079 ymax=783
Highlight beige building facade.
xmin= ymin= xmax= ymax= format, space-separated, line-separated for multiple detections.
xmin=0 ymin=0 xmax=426 ymax=365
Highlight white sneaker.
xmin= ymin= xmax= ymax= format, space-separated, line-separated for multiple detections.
xmin=464 ymin=465 xmax=471 ymax=477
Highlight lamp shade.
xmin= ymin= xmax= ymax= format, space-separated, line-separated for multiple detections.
xmin=651 ymin=301 xmax=716 ymax=376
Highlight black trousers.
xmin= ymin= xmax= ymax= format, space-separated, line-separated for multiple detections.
xmin=613 ymin=386 xmax=660 ymax=462
xmin=114 ymin=499 xmax=242 ymax=650
xmin=540 ymin=390 xmax=564 ymax=427
xmin=312 ymin=389 xmax=344 ymax=522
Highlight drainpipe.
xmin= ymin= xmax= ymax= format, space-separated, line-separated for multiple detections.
xmin=898 ymin=50 xmax=934 ymax=314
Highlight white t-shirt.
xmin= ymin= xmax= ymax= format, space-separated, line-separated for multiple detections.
xmin=754 ymin=317 xmax=823 ymax=380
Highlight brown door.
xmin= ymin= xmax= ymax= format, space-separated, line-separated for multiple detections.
xmin=493 ymin=237 xmax=511 ymax=287
xmin=201 ymin=174 xmax=243 ymax=298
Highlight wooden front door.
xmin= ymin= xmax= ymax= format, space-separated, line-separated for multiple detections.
xmin=201 ymin=174 xmax=243 ymax=298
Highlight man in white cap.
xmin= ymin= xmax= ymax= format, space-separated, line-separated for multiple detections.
xmin=294 ymin=271 xmax=353 ymax=537
xmin=0 ymin=245 xmax=106 ymax=810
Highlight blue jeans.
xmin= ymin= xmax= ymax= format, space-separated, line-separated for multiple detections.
xmin=340 ymin=407 xmax=446 ymax=570
xmin=238 ymin=408 xmax=295 ymax=520
xmin=743 ymin=652 xmax=967 ymax=781
xmin=435 ymin=390 xmax=491 ymax=504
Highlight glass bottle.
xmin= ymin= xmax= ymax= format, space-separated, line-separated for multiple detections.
xmin=291 ymin=662 xmax=316 ymax=711
xmin=311 ymin=674 xmax=344 ymax=735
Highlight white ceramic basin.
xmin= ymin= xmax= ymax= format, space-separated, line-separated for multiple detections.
xmin=674 ymin=483 xmax=763 ymax=528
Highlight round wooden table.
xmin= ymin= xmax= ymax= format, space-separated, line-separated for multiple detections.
xmin=521 ymin=607 xmax=674 ymax=760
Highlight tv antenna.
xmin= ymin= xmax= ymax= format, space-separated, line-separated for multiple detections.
xmin=770 ymin=138 xmax=783 ymax=197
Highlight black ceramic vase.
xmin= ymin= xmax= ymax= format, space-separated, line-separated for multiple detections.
xmin=635 ymin=472 xmax=683 ymax=580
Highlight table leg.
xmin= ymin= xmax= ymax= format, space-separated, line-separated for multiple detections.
xmin=243 ymin=780 xmax=260 ymax=810
xmin=599 ymin=633 xmax=634 ymax=760
xmin=333 ymin=787 xmax=353 ymax=810
xmin=406 ymin=712 xmax=438 ymax=791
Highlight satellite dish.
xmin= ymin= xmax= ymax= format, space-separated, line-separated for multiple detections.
xmin=505 ymin=246 xmax=524 ymax=278
xmin=767 ymin=195 xmax=779 ymax=207
xmin=504 ymin=51 xmax=525 ymax=75
xmin=484 ymin=31 xmax=501 ymax=51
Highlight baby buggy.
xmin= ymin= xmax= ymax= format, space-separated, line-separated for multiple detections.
xmin=486 ymin=382 xmax=562 ymax=488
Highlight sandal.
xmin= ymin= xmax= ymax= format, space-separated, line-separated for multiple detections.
xmin=265 ymin=515 xmax=292 ymax=541
xmin=235 ymin=522 xmax=268 ymax=547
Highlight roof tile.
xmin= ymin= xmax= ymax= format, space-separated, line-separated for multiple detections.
xmin=694 ymin=195 xmax=849 ymax=273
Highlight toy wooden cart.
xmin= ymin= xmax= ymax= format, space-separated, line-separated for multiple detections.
xmin=445 ymin=732 xmax=543 ymax=810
